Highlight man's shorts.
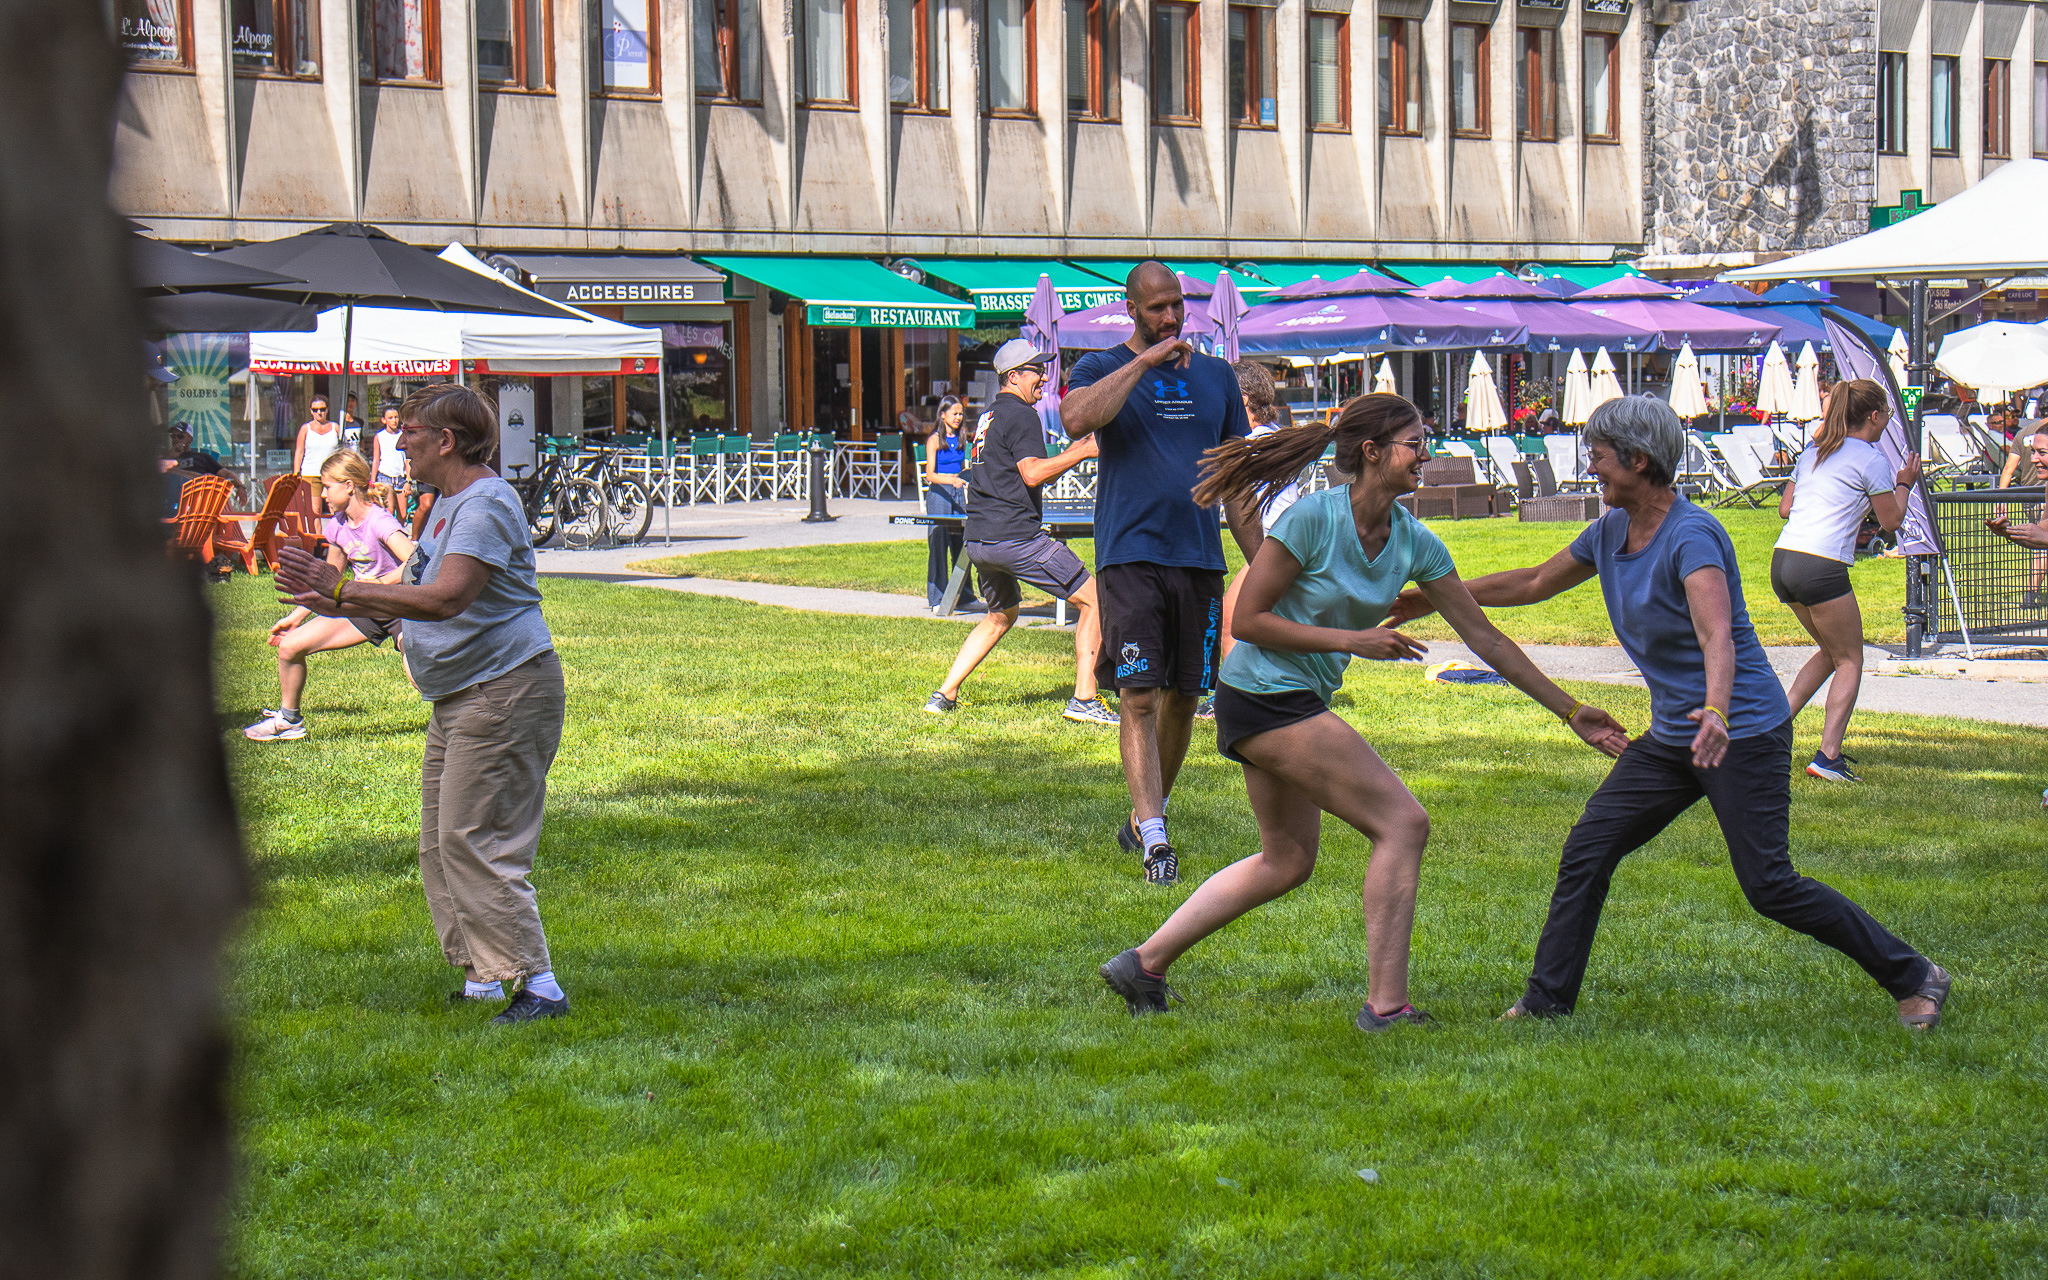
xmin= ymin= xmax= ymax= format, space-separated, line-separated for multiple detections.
xmin=349 ymin=616 xmax=403 ymax=647
xmin=1094 ymin=562 xmax=1225 ymax=695
xmin=966 ymin=535 xmax=1091 ymax=612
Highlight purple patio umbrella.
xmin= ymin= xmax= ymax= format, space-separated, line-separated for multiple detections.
xmin=1268 ymin=268 xmax=1415 ymax=300
xmin=1237 ymin=293 xmax=1527 ymax=355
xmin=1415 ymin=274 xmax=1660 ymax=353
xmin=1567 ymin=276 xmax=1780 ymax=352
xmin=1207 ymin=270 xmax=1250 ymax=361
xmin=1022 ymin=272 xmax=1063 ymax=395
xmin=1055 ymin=275 xmax=1214 ymax=351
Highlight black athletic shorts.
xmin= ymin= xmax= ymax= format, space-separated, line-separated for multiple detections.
xmin=1214 ymin=682 xmax=1330 ymax=765
xmin=1094 ymin=562 xmax=1226 ymax=695
xmin=966 ymin=535 xmax=1091 ymax=612
xmin=349 ymin=616 xmax=403 ymax=647
xmin=1770 ymin=547 xmax=1854 ymax=608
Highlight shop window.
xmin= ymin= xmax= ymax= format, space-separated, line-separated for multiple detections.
xmin=1878 ymin=51 xmax=1907 ymax=154
xmin=1377 ymin=17 xmax=1420 ymax=135
xmin=694 ymin=0 xmax=762 ymax=100
xmin=1066 ymin=0 xmax=1115 ymax=119
xmin=1931 ymin=55 xmax=1958 ymax=154
xmin=232 ymin=0 xmax=321 ymax=76
xmin=665 ymin=323 xmax=735 ymax=436
xmin=1984 ymin=57 xmax=2010 ymax=158
xmin=478 ymin=0 xmax=551 ymax=89
xmin=1516 ymin=27 xmax=1555 ymax=141
xmin=1228 ymin=7 xmax=1277 ymax=126
xmin=596 ymin=0 xmax=659 ymax=94
xmin=1152 ymin=2 xmax=1198 ymax=122
xmin=120 ymin=0 xmax=192 ymax=68
xmin=358 ymin=0 xmax=439 ymax=82
xmin=986 ymin=0 xmax=1035 ymax=114
xmin=889 ymin=0 xmax=948 ymax=109
xmin=1308 ymin=13 xmax=1348 ymax=130
xmin=797 ymin=0 xmax=856 ymax=104
xmin=1582 ymin=31 xmax=1617 ymax=142
xmin=1450 ymin=22 xmax=1488 ymax=137
xmin=2037 ymin=63 xmax=2048 ymax=157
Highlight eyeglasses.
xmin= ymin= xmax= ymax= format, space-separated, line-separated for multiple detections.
xmin=1390 ymin=434 xmax=1433 ymax=456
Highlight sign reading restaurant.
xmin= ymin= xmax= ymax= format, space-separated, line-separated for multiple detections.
xmin=549 ymin=281 xmax=712 ymax=305
xmin=806 ymin=302 xmax=973 ymax=329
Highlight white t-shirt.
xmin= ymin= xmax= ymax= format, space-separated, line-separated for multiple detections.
xmin=1776 ymin=437 xmax=1897 ymax=564
xmin=373 ymin=427 xmax=406 ymax=478
xmin=1251 ymin=421 xmax=1302 ymax=525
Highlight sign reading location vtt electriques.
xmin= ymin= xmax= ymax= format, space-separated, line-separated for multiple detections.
xmin=806 ymin=302 xmax=974 ymax=329
xmin=973 ymin=285 xmax=1125 ymax=317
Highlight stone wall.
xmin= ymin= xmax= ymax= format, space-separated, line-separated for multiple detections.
xmin=1643 ymin=0 xmax=1876 ymax=260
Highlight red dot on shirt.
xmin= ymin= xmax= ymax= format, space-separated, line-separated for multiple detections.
xmin=433 ymin=519 xmax=446 ymax=537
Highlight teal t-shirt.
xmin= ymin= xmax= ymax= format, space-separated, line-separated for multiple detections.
xmin=1219 ymin=486 xmax=1457 ymax=700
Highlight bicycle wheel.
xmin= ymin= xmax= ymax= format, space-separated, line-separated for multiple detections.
xmin=554 ymin=478 xmax=609 ymax=550
xmin=602 ymin=476 xmax=653 ymax=544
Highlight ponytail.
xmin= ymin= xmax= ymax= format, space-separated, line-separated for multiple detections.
xmin=1194 ymin=392 xmax=1422 ymax=510
xmin=1815 ymin=378 xmax=1887 ymax=465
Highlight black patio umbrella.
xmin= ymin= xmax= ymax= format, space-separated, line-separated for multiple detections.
xmin=129 ymin=234 xmax=306 ymax=295
xmin=140 ymin=290 xmax=321 ymax=334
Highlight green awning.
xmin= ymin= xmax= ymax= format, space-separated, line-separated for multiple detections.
xmin=1241 ymin=262 xmax=1381 ymax=289
xmin=700 ymin=255 xmax=974 ymax=329
xmin=914 ymin=258 xmax=1124 ymax=317
xmin=1539 ymin=263 xmax=1646 ymax=289
xmin=1067 ymin=260 xmax=1279 ymax=292
xmin=1377 ymin=262 xmax=1512 ymax=286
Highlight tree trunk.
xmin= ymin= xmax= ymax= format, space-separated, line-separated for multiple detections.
xmin=0 ymin=4 xmax=246 ymax=1278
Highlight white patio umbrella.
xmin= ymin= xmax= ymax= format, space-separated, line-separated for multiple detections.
xmin=1586 ymin=347 xmax=1624 ymax=412
xmin=1790 ymin=342 xmax=1824 ymax=421
xmin=1887 ymin=328 xmax=1911 ymax=387
xmin=1756 ymin=341 xmax=1797 ymax=415
xmin=1668 ymin=341 xmax=1711 ymax=419
xmin=1464 ymin=353 xmax=1508 ymax=434
xmin=1562 ymin=348 xmax=1592 ymax=424
xmin=1934 ymin=320 xmax=2048 ymax=393
xmin=1373 ymin=358 xmax=1397 ymax=395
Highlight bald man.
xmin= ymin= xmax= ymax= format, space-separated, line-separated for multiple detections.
xmin=1061 ymin=262 xmax=1263 ymax=885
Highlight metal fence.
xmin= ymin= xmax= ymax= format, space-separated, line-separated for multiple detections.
xmin=1926 ymin=487 xmax=2048 ymax=652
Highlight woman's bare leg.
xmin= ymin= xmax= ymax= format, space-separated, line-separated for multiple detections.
xmin=275 ymin=615 xmax=370 ymax=712
xmin=1783 ymin=600 xmax=1836 ymax=718
xmin=1797 ymin=592 xmax=1867 ymax=758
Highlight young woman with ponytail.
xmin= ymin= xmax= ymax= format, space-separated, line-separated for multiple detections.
xmin=1772 ymin=377 xmax=1922 ymax=782
xmin=1097 ymin=393 xmax=1631 ymax=1030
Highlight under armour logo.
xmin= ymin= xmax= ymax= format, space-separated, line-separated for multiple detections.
xmin=1154 ymin=377 xmax=1188 ymax=398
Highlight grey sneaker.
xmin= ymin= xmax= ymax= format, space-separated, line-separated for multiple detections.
xmin=1195 ymin=696 xmax=1217 ymax=720
xmin=1063 ymin=695 xmax=1120 ymax=725
xmin=1099 ymin=948 xmax=1183 ymax=1015
xmin=243 ymin=709 xmax=306 ymax=741
xmin=1354 ymin=1001 xmax=1432 ymax=1033
xmin=1142 ymin=845 xmax=1180 ymax=885
xmin=924 ymin=691 xmax=957 ymax=715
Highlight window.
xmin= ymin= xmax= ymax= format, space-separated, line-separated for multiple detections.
xmin=1878 ymin=51 xmax=1907 ymax=154
xmin=1308 ymin=13 xmax=1348 ymax=129
xmin=1449 ymin=23 xmax=1488 ymax=135
xmin=232 ymin=0 xmax=320 ymax=75
xmin=796 ymin=0 xmax=854 ymax=104
xmin=1378 ymin=17 xmax=1420 ymax=134
xmin=1582 ymin=31 xmax=1616 ymax=140
xmin=889 ymin=0 xmax=948 ymax=109
xmin=1984 ymin=58 xmax=2010 ymax=157
xmin=597 ymin=0 xmax=657 ymax=93
xmin=1066 ymin=0 xmax=1114 ymax=118
xmin=1228 ymin=7 xmax=1277 ymax=125
xmin=1516 ymin=27 xmax=1555 ymax=140
xmin=478 ymin=0 xmax=550 ymax=89
xmin=358 ymin=0 xmax=438 ymax=82
xmin=695 ymin=0 xmax=763 ymax=100
xmin=1931 ymin=55 xmax=1958 ymax=153
xmin=1152 ymin=2 xmax=1198 ymax=121
xmin=986 ymin=0 xmax=1035 ymax=113
xmin=120 ymin=0 xmax=190 ymax=67
xmin=2037 ymin=63 xmax=2048 ymax=156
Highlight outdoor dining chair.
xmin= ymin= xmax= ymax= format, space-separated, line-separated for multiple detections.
xmin=685 ymin=436 xmax=723 ymax=504
xmin=838 ymin=437 xmax=885 ymax=500
xmin=873 ymin=432 xmax=909 ymax=500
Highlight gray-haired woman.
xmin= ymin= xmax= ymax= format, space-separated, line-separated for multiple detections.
xmin=1389 ymin=396 xmax=1951 ymax=1029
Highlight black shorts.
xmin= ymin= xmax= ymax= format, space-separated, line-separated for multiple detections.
xmin=1770 ymin=548 xmax=1854 ymax=607
xmin=966 ymin=535 xmax=1091 ymax=612
xmin=1214 ymin=682 xmax=1330 ymax=764
xmin=349 ymin=616 xmax=403 ymax=647
xmin=1094 ymin=562 xmax=1226 ymax=694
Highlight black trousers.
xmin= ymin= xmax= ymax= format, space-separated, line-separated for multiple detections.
xmin=924 ymin=485 xmax=976 ymax=607
xmin=1521 ymin=718 xmax=1927 ymax=1015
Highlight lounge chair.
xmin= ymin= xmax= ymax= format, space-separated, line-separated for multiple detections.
xmin=215 ymin=474 xmax=303 ymax=575
xmin=163 ymin=474 xmax=236 ymax=564
xmin=1707 ymin=434 xmax=1786 ymax=508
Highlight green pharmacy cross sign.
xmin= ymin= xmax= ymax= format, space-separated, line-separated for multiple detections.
xmin=806 ymin=301 xmax=974 ymax=329
xmin=1869 ymin=190 xmax=1933 ymax=231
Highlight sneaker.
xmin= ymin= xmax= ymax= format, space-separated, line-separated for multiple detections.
xmin=1099 ymin=948 xmax=1183 ymax=1015
xmin=924 ymin=691 xmax=957 ymax=716
xmin=1806 ymin=751 xmax=1862 ymax=782
xmin=1195 ymin=696 xmax=1217 ymax=720
xmin=2024 ymin=590 xmax=2042 ymax=609
xmin=1116 ymin=817 xmax=1142 ymax=855
xmin=1355 ymin=1001 xmax=1432 ymax=1033
xmin=1062 ymin=695 xmax=1120 ymax=725
xmin=1142 ymin=845 xmax=1180 ymax=885
xmin=489 ymin=989 xmax=570 ymax=1024
xmin=243 ymin=709 xmax=306 ymax=741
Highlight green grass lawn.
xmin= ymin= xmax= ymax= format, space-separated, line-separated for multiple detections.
xmin=220 ymin=575 xmax=2046 ymax=1277
xmin=629 ymin=507 xmax=1909 ymax=647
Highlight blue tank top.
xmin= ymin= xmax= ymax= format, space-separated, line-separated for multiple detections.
xmin=933 ymin=434 xmax=966 ymax=474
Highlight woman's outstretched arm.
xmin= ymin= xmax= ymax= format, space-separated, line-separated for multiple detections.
xmin=1384 ymin=546 xmax=1597 ymax=625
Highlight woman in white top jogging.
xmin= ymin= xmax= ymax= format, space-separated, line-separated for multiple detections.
xmin=1771 ymin=378 xmax=1921 ymax=782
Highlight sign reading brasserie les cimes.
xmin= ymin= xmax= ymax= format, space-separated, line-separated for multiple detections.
xmin=806 ymin=302 xmax=974 ymax=329
xmin=975 ymin=286 xmax=1125 ymax=315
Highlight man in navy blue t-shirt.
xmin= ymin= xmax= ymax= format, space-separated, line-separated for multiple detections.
xmin=1063 ymin=262 xmax=1260 ymax=885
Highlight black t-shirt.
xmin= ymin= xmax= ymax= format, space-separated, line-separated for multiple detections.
xmin=964 ymin=393 xmax=1049 ymax=543
xmin=175 ymin=447 xmax=222 ymax=475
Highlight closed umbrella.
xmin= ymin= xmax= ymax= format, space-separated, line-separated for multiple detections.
xmin=1586 ymin=348 xmax=1623 ymax=411
xmin=1888 ymin=328 xmax=1911 ymax=387
xmin=1669 ymin=342 xmax=1711 ymax=419
xmin=1373 ymin=358 xmax=1397 ymax=395
xmin=1790 ymin=342 xmax=1825 ymax=421
xmin=1021 ymin=272 xmax=1063 ymax=397
xmin=1464 ymin=353 xmax=1508 ymax=435
xmin=1562 ymin=348 xmax=1592 ymax=425
xmin=1209 ymin=270 xmax=1250 ymax=362
xmin=1757 ymin=341 xmax=1797 ymax=415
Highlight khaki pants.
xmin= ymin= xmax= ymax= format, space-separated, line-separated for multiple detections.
xmin=420 ymin=650 xmax=565 ymax=983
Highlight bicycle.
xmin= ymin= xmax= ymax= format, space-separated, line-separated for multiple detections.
xmin=506 ymin=445 xmax=608 ymax=550
xmin=565 ymin=443 xmax=654 ymax=545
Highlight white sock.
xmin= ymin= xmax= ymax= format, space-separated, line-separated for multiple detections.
xmin=1138 ymin=817 xmax=1169 ymax=850
xmin=463 ymin=978 xmax=505 ymax=1000
xmin=525 ymin=970 xmax=565 ymax=1001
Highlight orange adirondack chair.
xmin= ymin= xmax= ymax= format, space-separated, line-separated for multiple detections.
xmin=163 ymin=474 xmax=236 ymax=564
xmin=276 ymin=481 xmax=323 ymax=556
xmin=215 ymin=474 xmax=303 ymax=575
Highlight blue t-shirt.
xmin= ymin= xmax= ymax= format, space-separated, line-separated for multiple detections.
xmin=1220 ymin=487 xmax=1457 ymax=701
xmin=1067 ymin=345 xmax=1251 ymax=570
xmin=1568 ymin=500 xmax=1788 ymax=746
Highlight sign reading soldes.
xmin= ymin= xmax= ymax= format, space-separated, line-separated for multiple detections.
xmin=804 ymin=302 xmax=973 ymax=329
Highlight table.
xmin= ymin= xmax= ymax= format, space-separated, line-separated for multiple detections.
xmin=888 ymin=502 xmax=1095 ymax=624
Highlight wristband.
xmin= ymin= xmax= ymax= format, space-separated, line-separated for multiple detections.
xmin=1560 ymin=699 xmax=1584 ymax=724
xmin=1702 ymin=705 xmax=1728 ymax=729
xmin=331 ymin=579 xmax=346 ymax=607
